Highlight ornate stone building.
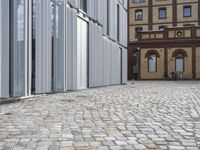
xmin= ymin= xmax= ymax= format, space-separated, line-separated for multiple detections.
xmin=128 ymin=0 xmax=200 ymax=80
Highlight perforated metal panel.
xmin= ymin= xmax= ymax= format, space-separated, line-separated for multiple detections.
xmin=10 ymin=0 xmax=31 ymax=97
xmin=0 ymin=0 xmax=127 ymax=99
xmin=35 ymin=0 xmax=52 ymax=94
xmin=122 ymin=48 xmax=128 ymax=84
xmin=53 ymin=0 xmax=67 ymax=92
xmin=67 ymin=7 xmax=77 ymax=91
xmin=88 ymin=21 xmax=124 ymax=88
xmin=0 ymin=0 xmax=9 ymax=98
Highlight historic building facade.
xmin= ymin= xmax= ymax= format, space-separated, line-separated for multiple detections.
xmin=0 ymin=0 xmax=127 ymax=99
xmin=128 ymin=0 xmax=200 ymax=80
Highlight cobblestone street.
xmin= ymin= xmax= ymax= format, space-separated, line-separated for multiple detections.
xmin=1 ymin=81 xmax=200 ymax=150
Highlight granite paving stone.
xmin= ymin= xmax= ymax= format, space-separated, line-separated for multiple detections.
xmin=0 ymin=81 xmax=200 ymax=149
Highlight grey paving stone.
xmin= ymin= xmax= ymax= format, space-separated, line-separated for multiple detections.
xmin=0 ymin=81 xmax=200 ymax=149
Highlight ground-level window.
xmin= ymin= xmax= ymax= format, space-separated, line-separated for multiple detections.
xmin=148 ymin=53 xmax=157 ymax=72
xmin=176 ymin=53 xmax=184 ymax=72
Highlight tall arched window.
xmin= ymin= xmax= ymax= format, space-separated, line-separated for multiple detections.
xmin=176 ymin=53 xmax=184 ymax=72
xmin=148 ymin=53 xmax=157 ymax=72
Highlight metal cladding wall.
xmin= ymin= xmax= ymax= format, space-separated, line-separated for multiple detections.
xmin=66 ymin=6 xmax=78 ymax=91
xmin=88 ymin=22 xmax=123 ymax=88
xmin=10 ymin=0 xmax=31 ymax=97
xmin=0 ymin=0 xmax=9 ymax=98
xmin=35 ymin=0 xmax=52 ymax=94
xmin=53 ymin=2 xmax=78 ymax=92
xmin=122 ymin=48 xmax=128 ymax=84
xmin=120 ymin=4 xmax=128 ymax=47
xmin=53 ymin=0 xmax=67 ymax=92
xmin=109 ymin=0 xmax=118 ymax=41
xmin=0 ymin=0 xmax=127 ymax=99
xmin=98 ymin=0 xmax=107 ymax=35
xmin=77 ymin=17 xmax=88 ymax=90
xmin=52 ymin=2 xmax=78 ymax=92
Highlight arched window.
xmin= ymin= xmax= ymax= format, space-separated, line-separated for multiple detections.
xmin=176 ymin=53 xmax=184 ymax=72
xmin=148 ymin=53 xmax=157 ymax=72
xmin=145 ymin=50 xmax=159 ymax=73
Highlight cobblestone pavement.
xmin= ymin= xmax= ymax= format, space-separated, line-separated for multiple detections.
xmin=1 ymin=81 xmax=200 ymax=150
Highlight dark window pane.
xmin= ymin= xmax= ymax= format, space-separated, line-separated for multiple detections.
xmin=80 ymin=0 xmax=87 ymax=12
xmin=132 ymin=0 xmax=145 ymax=4
xmin=135 ymin=10 xmax=143 ymax=20
xmin=183 ymin=6 xmax=191 ymax=17
xmin=159 ymin=8 xmax=166 ymax=19
xmin=148 ymin=54 xmax=157 ymax=72
xmin=159 ymin=26 xmax=167 ymax=31
xmin=135 ymin=27 xmax=143 ymax=32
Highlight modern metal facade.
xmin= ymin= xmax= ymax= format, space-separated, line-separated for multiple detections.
xmin=0 ymin=0 xmax=127 ymax=99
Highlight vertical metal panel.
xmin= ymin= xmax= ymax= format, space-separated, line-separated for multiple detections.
xmin=27 ymin=0 xmax=32 ymax=96
xmin=10 ymin=0 xmax=30 ymax=97
xmin=88 ymin=21 xmax=94 ymax=87
xmin=35 ymin=0 xmax=52 ymax=94
xmin=67 ymin=0 xmax=77 ymax=7
xmin=67 ymin=7 xmax=77 ymax=90
xmin=103 ymin=38 xmax=109 ymax=86
xmin=0 ymin=0 xmax=9 ymax=98
xmin=89 ymin=21 xmax=106 ymax=88
xmin=53 ymin=0 xmax=67 ymax=92
xmin=108 ymin=0 xmax=117 ymax=40
xmin=77 ymin=17 xmax=88 ymax=90
xmin=122 ymin=48 xmax=128 ymax=84
xmin=121 ymin=8 xmax=127 ymax=47
xmin=124 ymin=0 xmax=128 ymax=10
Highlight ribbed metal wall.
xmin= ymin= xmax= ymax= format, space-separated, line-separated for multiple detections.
xmin=0 ymin=0 xmax=128 ymax=99
xmin=67 ymin=6 xmax=77 ymax=91
xmin=120 ymin=4 xmax=128 ymax=47
xmin=77 ymin=17 xmax=88 ymax=90
xmin=10 ymin=0 xmax=31 ymax=97
xmin=35 ymin=0 xmax=52 ymax=94
xmin=0 ymin=0 xmax=9 ymax=98
xmin=88 ymin=21 xmax=123 ymax=88
xmin=122 ymin=48 xmax=128 ymax=84
xmin=53 ymin=0 xmax=67 ymax=92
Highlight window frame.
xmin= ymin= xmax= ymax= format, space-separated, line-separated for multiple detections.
xmin=183 ymin=5 xmax=192 ymax=17
xmin=135 ymin=27 xmax=143 ymax=38
xmin=159 ymin=7 xmax=167 ymax=19
xmin=175 ymin=53 xmax=185 ymax=72
xmin=158 ymin=25 xmax=167 ymax=31
xmin=132 ymin=0 xmax=145 ymax=4
xmin=135 ymin=9 xmax=143 ymax=21
xmin=148 ymin=53 xmax=157 ymax=73
xmin=135 ymin=27 xmax=143 ymax=33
